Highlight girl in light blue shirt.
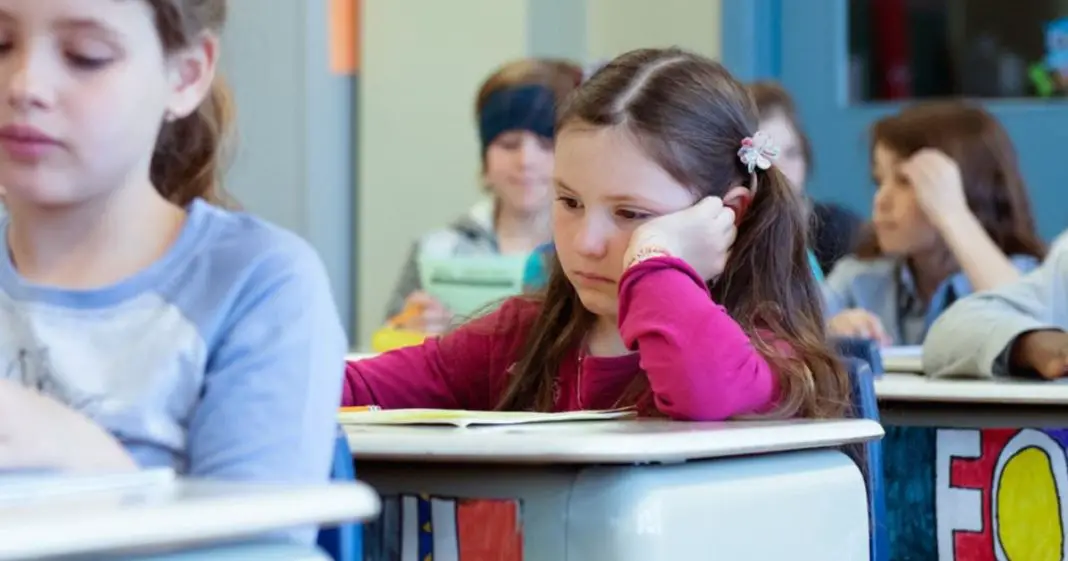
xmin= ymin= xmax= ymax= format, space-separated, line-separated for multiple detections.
xmin=0 ymin=0 xmax=345 ymax=538
xmin=824 ymin=102 xmax=1044 ymax=345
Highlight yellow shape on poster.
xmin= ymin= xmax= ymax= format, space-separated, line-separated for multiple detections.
xmin=997 ymin=447 xmax=1063 ymax=561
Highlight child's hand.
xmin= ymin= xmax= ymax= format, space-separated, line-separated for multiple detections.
xmin=1011 ymin=330 xmax=1068 ymax=379
xmin=828 ymin=309 xmax=893 ymax=346
xmin=0 ymin=379 xmax=136 ymax=472
xmin=900 ymin=148 xmax=970 ymax=226
xmin=394 ymin=291 xmax=452 ymax=334
xmin=625 ymin=196 xmax=737 ymax=280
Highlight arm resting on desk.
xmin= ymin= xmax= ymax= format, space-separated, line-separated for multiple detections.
xmin=618 ymin=257 xmax=778 ymax=421
xmin=924 ymin=234 xmax=1068 ymax=378
xmin=343 ymin=299 xmax=534 ymax=409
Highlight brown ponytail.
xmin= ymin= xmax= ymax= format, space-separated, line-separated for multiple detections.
xmin=715 ymin=166 xmax=849 ymax=418
xmin=145 ymin=0 xmax=234 ymax=208
xmin=151 ymin=77 xmax=236 ymax=208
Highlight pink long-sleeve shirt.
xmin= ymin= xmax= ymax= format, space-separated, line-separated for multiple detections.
xmin=343 ymin=256 xmax=779 ymax=421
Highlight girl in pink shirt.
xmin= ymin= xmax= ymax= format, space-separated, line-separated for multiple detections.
xmin=345 ymin=48 xmax=851 ymax=421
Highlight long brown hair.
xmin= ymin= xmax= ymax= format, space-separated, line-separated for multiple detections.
xmin=145 ymin=0 xmax=236 ymax=208
xmin=496 ymin=48 xmax=851 ymax=419
xmin=856 ymin=102 xmax=1044 ymax=260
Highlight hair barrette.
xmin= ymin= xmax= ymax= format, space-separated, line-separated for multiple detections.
xmin=738 ymin=131 xmax=780 ymax=173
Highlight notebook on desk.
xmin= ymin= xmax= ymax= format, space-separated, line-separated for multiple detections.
xmin=337 ymin=408 xmax=636 ymax=428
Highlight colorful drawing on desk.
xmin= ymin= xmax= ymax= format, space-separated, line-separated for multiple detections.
xmin=363 ymin=495 xmax=523 ymax=560
xmin=885 ymin=425 xmax=1068 ymax=560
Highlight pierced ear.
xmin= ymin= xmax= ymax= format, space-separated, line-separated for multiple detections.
xmin=723 ymin=185 xmax=753 ymax=225
xmin=164 ymin=32 xmax=219 ymax=120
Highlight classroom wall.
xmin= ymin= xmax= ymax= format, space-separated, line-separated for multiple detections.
xmin=220 ymin=0 xmax=355 ymax=336
xmin=586 ymin=0 xmax=722 ymax=60
xmin=357 ymin=0 xmax=532 ymax=341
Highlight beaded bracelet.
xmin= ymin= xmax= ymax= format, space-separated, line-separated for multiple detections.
xmin=625 ymin=245 xmax=672 ymax=269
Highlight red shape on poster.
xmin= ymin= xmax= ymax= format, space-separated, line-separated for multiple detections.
xmin=457 ymin=499 xmax=523 ymax=561
xmin=949 ymin=428 xmax=1017 ymax=561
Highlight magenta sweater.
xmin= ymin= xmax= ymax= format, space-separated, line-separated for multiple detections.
xmin=343 ymin=257 xmax=779 ymax=421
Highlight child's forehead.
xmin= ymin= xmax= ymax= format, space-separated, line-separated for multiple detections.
xmin=0 ymin=0 xmax=156 ymax=37
xmin=554 ymin=126 xmax=692 ymax=204
xmin=872 ymin=143 xmax=904 ymax=167
xmin=556 ymin=127 xmax=654 ymax=181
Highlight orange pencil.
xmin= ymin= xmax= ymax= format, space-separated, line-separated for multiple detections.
xmin=388 ymin=301 xmax=425 ymax=329
xmin=339 ymin=405 xmax=381 ymax=413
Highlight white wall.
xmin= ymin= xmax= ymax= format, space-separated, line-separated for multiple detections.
xmin=357 ymin=0 xmax=529 ymax=341
xmin=355 ymin=0 xmax=723 ymax=343
xmin=586 ymin=0 xmax=721 ymax=61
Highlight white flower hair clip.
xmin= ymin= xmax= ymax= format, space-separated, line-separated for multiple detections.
xmin=738 ymin=131 xmax=780 ymax=173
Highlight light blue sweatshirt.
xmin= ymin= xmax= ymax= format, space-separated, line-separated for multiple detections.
xmin=924 ymin=234 xmax=1068 ymax=378
xmin=0 ymin=199 xmax=346 ymax=540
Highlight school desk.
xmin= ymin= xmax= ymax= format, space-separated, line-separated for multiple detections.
xmin=0 ymin=477 xmax=379 ymax=560
xmin=111 ymin=542 xmax=332 ymax=560
xmin=345 ymin=418 xmax=883 ymax=561
xmin=875 ymin=372 xmax=1068 ymax=561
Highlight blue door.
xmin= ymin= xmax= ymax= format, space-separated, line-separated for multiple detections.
xmin=725 ymin=0 xmax=1068 ymax=240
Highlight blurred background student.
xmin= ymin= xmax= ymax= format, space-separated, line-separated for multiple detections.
xmin=823 ymin=102 xmax=1045 ymax=346
xmin=749 ymin=81 xmax=863 ymax=277
xmin=385 ymin=58 xmax=582 ymax=335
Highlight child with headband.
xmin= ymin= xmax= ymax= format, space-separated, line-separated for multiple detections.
xmin=385 ymin=59 xmax=582 ymax=335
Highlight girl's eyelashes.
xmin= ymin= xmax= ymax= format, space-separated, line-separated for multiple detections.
xmin=616 ymin=208 xmax=652 ymax=221
xmin=0 ymin=38 xmax=115 ymax=70
xmin=556 ymin=195 xmax=580 ymax=209
xmin=553 ymin=193 xmax=654 ymax=221
xmin=66 ymin=53 xmax=112 ymax=70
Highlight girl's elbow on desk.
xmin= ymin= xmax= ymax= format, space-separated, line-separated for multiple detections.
xmin=649 ymin=371 xmax=777 ymax=421
xmin=651 ymin=393 xmax=774 ymax=422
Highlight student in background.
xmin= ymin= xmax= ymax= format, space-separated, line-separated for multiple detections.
xmin=825 ymin=102 xmax=1044 ymax=346
xmin=749 ymin=82 xmax=863 ymax=277
xmin=0 ymin=0 xmax=344 ymax=530
xmin=344 ymin=48 xmax=850 ymax=421
xmin=386 ymin=59 xmax=583 ymax=334
xmin=925 ymin=234 xmax=1068 ymax=378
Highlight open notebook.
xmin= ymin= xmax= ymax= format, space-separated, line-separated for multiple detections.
xmin=337 ymin=408 xmax=636 ymax=428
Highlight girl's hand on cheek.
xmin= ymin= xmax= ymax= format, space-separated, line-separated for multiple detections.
xmin=624 ymin=196 xmax=737 ymax=280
